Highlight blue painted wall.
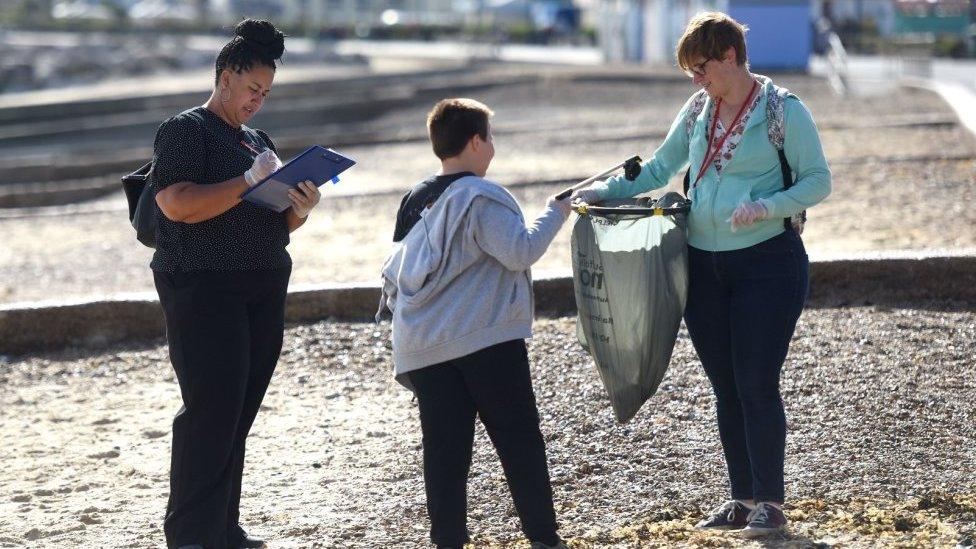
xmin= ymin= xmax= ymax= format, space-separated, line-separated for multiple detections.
xmin=728 ymin=0 xmax=812 ymax=71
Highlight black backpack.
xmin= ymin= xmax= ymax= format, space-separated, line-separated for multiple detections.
xmin=121 ymin=161 xmax=156 ymax=248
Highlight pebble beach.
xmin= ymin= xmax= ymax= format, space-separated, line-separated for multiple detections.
xmin=1 ymin=64 xmax=974 ymax=548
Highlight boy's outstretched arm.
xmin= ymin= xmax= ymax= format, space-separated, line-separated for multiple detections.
xmin=473 ymin=196 xmax=571 ymax=271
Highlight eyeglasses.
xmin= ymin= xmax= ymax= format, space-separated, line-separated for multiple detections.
xmin=686 ymin=59 xmax=711 ymax=78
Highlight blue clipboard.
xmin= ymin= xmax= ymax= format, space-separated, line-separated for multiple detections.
xmin=242 ymin=146 xmax=356 ymax=213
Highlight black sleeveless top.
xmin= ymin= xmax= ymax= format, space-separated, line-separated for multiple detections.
xmin=150 ymin=106 xmax=291 ymax=273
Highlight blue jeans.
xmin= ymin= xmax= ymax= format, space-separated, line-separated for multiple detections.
xmin=683 ymin=230 xmax=808 ymax=504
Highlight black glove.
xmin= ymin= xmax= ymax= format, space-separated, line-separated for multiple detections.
xmin=624 ymin=155 xmax=643 ymax=181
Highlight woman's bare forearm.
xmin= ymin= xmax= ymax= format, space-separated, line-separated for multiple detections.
xmin=156 ymin=176 xmax=250 ymax=223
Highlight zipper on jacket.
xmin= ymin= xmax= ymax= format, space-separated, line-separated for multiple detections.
xmin=710 ymin=173 xmax=721 ymax=250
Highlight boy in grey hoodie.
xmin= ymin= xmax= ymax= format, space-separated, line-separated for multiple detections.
xmin=379 ymin=98 xmax=571 ymax=549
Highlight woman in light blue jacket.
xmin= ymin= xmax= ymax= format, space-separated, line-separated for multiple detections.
xmin=574 ymin=12 xmax=830 ymax=538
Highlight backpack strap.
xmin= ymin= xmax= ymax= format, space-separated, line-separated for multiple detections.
xmin=684 ymin=89 xmax=709 ymax=140
xmin=254 ymin=128 xmax=277 ymax=154
xmin=765 ymin=84 xmax=806 ymax=233
xmin=682 ymin=89 xmax=709 ymax=196
xmin=765 ymin=85 xmax=789 ymax=151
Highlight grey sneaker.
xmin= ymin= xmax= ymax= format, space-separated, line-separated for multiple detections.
xmin=694 ymin=500 xmax=752 ymax=530
xmin=740 ymin=502 xmax=788 ymax=538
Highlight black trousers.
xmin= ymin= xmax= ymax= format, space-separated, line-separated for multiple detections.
xmin=154 ymin=267 xmax=291 ymax=549
xmin=407 ymin=339 xmax=560 ymax=548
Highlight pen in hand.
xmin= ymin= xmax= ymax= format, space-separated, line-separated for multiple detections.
xmin=240 ymin=139 xmax=266 ymax=156
xmin=243 ymin=148 xmax=283 ymax=187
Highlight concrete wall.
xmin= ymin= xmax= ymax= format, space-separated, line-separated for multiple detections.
xmin=2 ymin=252 xmax=974 ymax=356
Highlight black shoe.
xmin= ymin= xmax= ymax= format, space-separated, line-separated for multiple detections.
xmin=228 ymin=524 xmax=266 ymax=549
xmin=176 ymin=546 xmax=204 ymax=549
xmin=694 ymin=500 xmax=752 ymax=530
xmin=740 ymin=502 xmax=788 ymax=538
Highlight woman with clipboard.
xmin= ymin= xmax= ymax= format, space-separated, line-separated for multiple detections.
xmin=149 ymin=19 xmax=320 ymax=549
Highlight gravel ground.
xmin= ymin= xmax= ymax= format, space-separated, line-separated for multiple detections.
xmin=1 ymin=73 xmax=975 ymax=303
xmin=1 ymin=305 xmax=974 ymax=548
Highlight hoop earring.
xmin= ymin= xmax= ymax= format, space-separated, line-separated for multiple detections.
xmin=220 ymin=87 xmax=230 ymax=102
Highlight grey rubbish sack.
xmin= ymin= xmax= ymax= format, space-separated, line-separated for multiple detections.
xmin=571 ymin=192 xmax=690 ymax=422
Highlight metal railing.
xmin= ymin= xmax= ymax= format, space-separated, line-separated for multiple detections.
xmin=818 ymin=17 xmax=849 ymax=96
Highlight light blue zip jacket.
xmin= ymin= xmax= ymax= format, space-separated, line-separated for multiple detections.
xmin=592 ymin=76 xmax=831 ymax=251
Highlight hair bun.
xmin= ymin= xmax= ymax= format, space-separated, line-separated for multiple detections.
xmin=234 ymin=18 xmax=285 ymax=60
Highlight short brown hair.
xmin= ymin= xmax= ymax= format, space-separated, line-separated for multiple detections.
xmin=426 ymin=98 xmax=494 ymax=160
xmin=676 ymin=12 xmax=749 ymax=74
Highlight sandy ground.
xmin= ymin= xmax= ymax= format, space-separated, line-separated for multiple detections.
xmin=1 ymin=307 xmax=974 ymax=548
xmin=1 ymin=76 xmax=975 ymax=303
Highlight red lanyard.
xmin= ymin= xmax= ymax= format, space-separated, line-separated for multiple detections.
xmin=691 ymin=80 xmax=758 ymax=190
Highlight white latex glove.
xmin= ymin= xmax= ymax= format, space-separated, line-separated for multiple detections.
xmin=728 ymin=199 xmax=772 ymax=232
xmin=569 ymin=188 xmax=601 ymax=205
xmin=548 ymin=194 xmax=572 ymax=217
xmin=288 ymin=180 xmax=321 ymax=218
xmin=244 ymin=149 xmax=283 ymax=187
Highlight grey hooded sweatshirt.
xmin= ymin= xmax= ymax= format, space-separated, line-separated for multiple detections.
xmin=379 ymin=175 xmax=569 ymax=387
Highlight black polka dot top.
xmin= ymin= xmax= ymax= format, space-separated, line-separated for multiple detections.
xmin=150 ymin=106 xmax=291 ymax=273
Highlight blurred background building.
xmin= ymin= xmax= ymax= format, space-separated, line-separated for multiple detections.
xmin=598 ymin=0 xmax=813 ymax=69
xmin=8 ymin=0 xmax=584 ymax=38
xmin=0 ymin=0 xmax=973 ymax=94
xmin=599 ymin=0 xmax=973 ymax=68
